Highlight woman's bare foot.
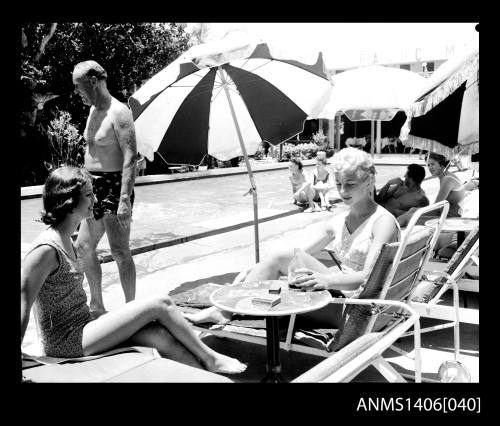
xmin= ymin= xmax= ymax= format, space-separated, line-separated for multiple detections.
xmin=183 ymin=306 xmax=232 ymax=325
xmin=203 ymin=353 xmax=248 ymax=374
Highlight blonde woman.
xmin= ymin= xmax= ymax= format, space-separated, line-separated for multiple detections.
xmin=186 ymin=148 xmax=400 ymax=326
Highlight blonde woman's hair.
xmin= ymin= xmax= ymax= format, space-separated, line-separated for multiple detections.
xmin=330 ymin=147 xmax=376 ymax=181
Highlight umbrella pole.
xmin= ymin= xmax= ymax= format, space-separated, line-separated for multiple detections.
xmin=219 ymin=67 xmax=260 ymax=263
xmin=370 ymin=120 xmax=375 ymax=158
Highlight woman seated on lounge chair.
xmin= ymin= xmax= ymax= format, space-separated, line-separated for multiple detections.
xmin=397 ymin=152 xmax=466 ymax=252
xmin=185 ymin=148 xmax=400 ymax=327
xmin=21 ymin=166 xmax=246 ymax=374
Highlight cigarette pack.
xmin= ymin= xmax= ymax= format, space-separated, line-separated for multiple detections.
xmin=269 ymin=282 xmax=282 ymax=294
xmin=252 ymin=294 xmax=281 ymax=307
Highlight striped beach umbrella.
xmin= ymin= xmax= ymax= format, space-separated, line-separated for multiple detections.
xmin=129 ymin=38 xmax=332 ymax=261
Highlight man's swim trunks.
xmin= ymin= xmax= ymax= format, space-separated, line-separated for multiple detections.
xmin=90 ymin=171 xmax=135 ymax=220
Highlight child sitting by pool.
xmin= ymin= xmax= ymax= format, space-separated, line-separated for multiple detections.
xmin=288 ymin=157 xmax=313 ymax=208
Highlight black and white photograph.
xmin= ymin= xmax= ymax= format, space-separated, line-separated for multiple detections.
xmin=19 ymin=22 xmax=479 ymax=392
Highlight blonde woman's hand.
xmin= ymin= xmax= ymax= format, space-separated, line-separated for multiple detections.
xmin=290 ymin=268 xmax=331 ymax=291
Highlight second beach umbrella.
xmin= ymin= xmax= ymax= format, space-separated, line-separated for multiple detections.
xmin=318 ymin=65 xmax=427 ymax=155
xmin=129 ymin=38 xmax=332 ymax=262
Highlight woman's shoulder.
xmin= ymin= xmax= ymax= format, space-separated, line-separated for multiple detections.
xmin=372 ymin=206 xmax=401 ymax=239
xmin=372 ymin=205 xmax=399 ymax=226
xmin=442 ymin=173 xmax=462 ymax=186
xmin=373 ymin=204 xmax=393 ymax=217
xmin=24 ymin=231 xmax=60 ymax=259
xmin=23 ymin=238 xmax=59 ymax=269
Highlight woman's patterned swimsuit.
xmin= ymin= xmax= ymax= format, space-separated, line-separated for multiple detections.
xmin=27 ymin=237 xmax=92 ymax=357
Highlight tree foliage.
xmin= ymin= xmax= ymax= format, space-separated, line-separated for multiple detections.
xmin=20 ymin=22 xmax=191 ymax=185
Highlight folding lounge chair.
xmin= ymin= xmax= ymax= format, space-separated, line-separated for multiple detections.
xmin=21 ymin=346 xmax=233 ymax=383
xmin=386 ymin=224 xmax=480 ymax=383
xmin=188 ymin=201 xmax=449 ymax=382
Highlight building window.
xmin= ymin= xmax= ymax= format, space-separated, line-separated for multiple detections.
xmin=400 ymin=64 xmax=411 ymax=71
xmin=426 ymin=62 xmax=435 ymax=72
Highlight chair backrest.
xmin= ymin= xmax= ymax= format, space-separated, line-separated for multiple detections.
xmin=442 ymin=224 xmax=479 ymax=281
xmin=367 ymin=200 xmax=449 ymax=331
xmin=326 ymin=230 xmax=433 ymax=351
xmin=367 ymin=226 xmax=434 ymax=333
xmin=325 ymin=201 xmax=449 ymax=352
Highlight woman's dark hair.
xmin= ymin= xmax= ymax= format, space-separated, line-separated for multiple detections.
xmin=290 ymin=157 xmax=303 ymax=170
xmin=428 ymin=152 xmax=450 ymax=168
xmin=41 ymin=166 xmax=93 ymax=226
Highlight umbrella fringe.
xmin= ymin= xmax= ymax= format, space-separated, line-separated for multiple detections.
xmin=409 ymin=53 xmax=478 ymax=118
xmin=401 ymin=134 xmax=479 ymax=159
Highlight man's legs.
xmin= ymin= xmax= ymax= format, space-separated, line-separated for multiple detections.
xmin=76 ymin=218 xmax=106 ymax=314
xmin=103 ymin=214 xmax=136 ymax=303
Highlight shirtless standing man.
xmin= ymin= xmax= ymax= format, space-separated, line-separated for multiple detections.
xmin=72 ymin=60 xmax=137 ymax=317
xmin=375 ymin=163 xmax=429 ymax=218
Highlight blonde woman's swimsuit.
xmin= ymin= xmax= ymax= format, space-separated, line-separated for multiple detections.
xmin=26 ymin=236 xmax=92 ymax=358
xmin=298 ymin=205 xmax=400 ymax=328
xmin=328 ymin=205 xmax=401 ymax=297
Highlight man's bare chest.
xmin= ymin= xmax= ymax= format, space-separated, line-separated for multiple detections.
xmin=84 ymin=112 xmax=116 ymax=147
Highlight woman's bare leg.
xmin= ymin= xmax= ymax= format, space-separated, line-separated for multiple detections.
xmin=185 ymin=248 xmax=331 ymax=324
xmin=123 ymin=322 xmax=202 ymax=369
xmin=318 ymin=191 xmax=327 ymax=209
xmin=246 ymin=247 xmax=331 ymax=281
xmin=301 ymin=183 xmax=317 ymax=212
xmin=82 ymin=295 xmax=246 ymax=374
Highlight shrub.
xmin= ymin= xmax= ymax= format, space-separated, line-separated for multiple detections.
xmin=312 ymin=129 xmax=328 ymax=150
xmin=44 ymin=109 xmax=85 ymax=172
xmin=281 ymin=142 xmax=319 ymax=161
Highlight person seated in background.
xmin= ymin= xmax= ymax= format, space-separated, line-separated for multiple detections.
xmin=304 ymin=156 xmax=336 ymax=212
xmin=375 ymin=163 xmax=430 ymax=218
xmin=289 ymin=156 xmax=334 ymax=213
xmin=288 ymin=158 xmax=311 ymax=207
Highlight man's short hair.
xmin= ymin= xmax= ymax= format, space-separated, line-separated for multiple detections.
xmin=74 ymin=60 xmax=108 ymax=80
xmin=290 ymin=157 xmax=303 ymax=170
xmin=407 ymin=163 xmax=426 ymax=185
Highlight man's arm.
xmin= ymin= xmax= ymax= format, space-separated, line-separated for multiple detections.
xmin=113 ymin=103 xmax=137 ymax=227
xmin=377 ymin=177 xmax=403 ymax=202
